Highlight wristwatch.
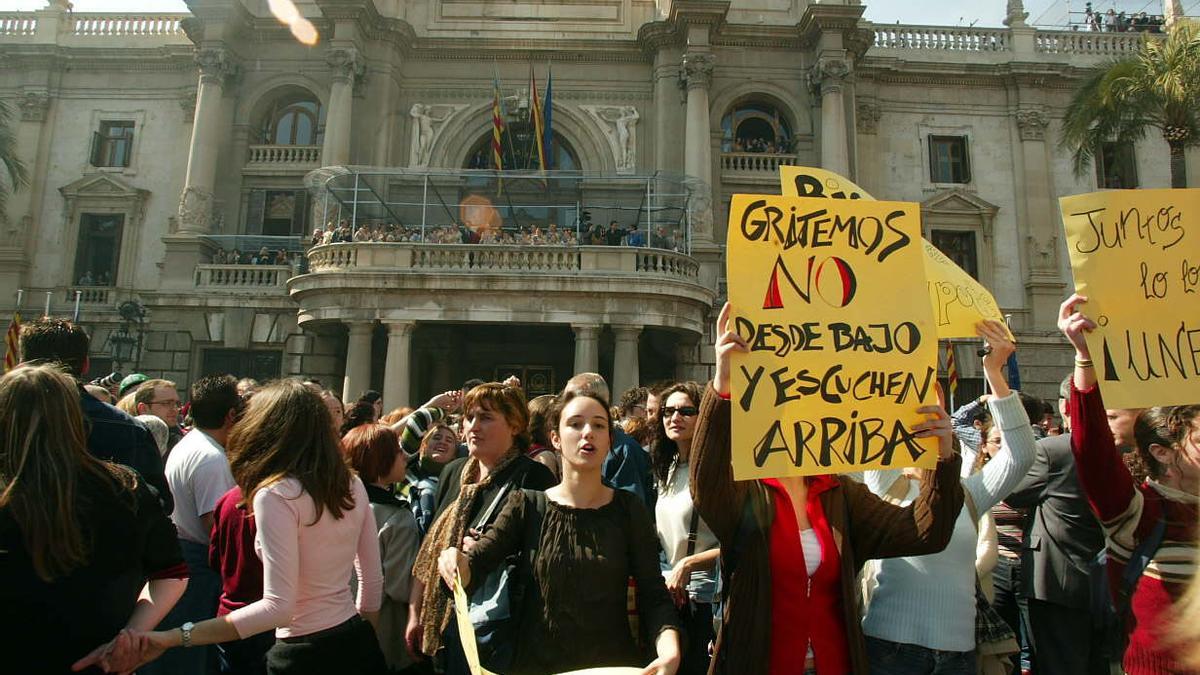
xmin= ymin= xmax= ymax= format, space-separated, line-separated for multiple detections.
xmin=180 ymin=621 xmax=195 ymax=648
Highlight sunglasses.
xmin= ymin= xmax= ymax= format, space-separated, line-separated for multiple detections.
xmin=661 ymin=406 xmax=698 ymax=418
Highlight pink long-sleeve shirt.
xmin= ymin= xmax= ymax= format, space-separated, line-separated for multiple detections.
xmin=227 ymin=476 xmax=383 ymax=639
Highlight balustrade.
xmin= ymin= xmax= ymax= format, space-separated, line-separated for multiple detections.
xmin=871 ymin=25 xmax=1010 ymax=51
xmin=1034 ymin=30 xmax=1145 ymax=55
xmin=194 ymin=264 xmax=290 ymax=289
xmin=70 ymin=14 xmax=184 ymax=36
xmin=0 ymin=14 xmax=37 ymax=36
xmin=720 ymin=153 xmax=798 ymax=174
xmin=246 ymin=145 xmax=323 ymax=166
xmin=66 ymin=287 xmax=112 ymax=305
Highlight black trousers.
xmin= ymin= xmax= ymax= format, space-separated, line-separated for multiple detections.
xmin=1027 ymin=598 xmax=1110 ymax=675
xmin=265 ymin=616 xmax=388 ymax=675
xmin=218 ymin=631 xmax=275 ymax=675
xmin=678 ymin=601 xmax=715 ymax=675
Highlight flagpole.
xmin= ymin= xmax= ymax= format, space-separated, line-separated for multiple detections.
xmin=44 ymin=291 xmax=51 ymax=318
xmin=73 ymin=290 xmax=82 ymax=322
xmin=15 ymin=289 xmax=22 ymax=313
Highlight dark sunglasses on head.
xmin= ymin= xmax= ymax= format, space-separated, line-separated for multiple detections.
xmin=661 ymin=406 xmax=698 ymax=418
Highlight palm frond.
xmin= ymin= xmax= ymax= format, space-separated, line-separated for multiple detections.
xmin=0 ymin=99 xmax=31 ymax=225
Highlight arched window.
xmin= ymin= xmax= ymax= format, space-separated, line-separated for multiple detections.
xmin=260 ymin=94 xmax=323 ymax=146
xmin=464 ymin=122 xmax=579 ymax=171
xmin=721 ymin=101 xmax=793 ymax=154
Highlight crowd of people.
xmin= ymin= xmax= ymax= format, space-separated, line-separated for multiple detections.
xmin=729 ymin=136 xmax=792 ymax=154
xmin=2 ymin=294 xmax=1197 ymax=675
xmin=310 ymin=219 xmax=684 ymax=251
xmin=210 ymin=248 xmax=294 ymax=266
xmin=1079 ymin=3 xmax=1169 ymax=33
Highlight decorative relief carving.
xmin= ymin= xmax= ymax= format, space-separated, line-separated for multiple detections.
xmin=582 ymin=105 xmax=640 ymax=174
xmin=681 ymin=52 xmax=714 ymax=91
xmin=856 ymin=101 xmax=882 ymax=134
xmin=177 ymin=187 xmax=215 ymax=233
xmin=1015 ymin=108 xmax=1048 ymax=141
xmin=195 ymin=48 xmax=239 ymax=87
xmin=326 ymin=48 xmax=366 ymax=90
xmin=18 ymin=90 xmax=49 ymax=122
xmin=1027 ymin=234 xmax=1059 ymax=269
xmin=408 ymin=103 xmax=467 ymax=168
xmin=809 ymin=58 xmax=851 ymax=96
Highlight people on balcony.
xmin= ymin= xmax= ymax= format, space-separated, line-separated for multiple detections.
xmin=306 ymin=220 xmax=685 ymax=252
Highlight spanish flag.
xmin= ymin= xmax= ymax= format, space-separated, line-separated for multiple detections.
xmin=4 ymin=308 xmax=20 ymax=373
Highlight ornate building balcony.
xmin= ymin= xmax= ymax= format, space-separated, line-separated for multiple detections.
xmin=194 ymin=264 xmax=292 ymax=292
xmin=719 ymin=152 xmax=798 ymax=185
xmin=291 ymin=242 xmax=712 ymax=334
xmin=244 ymin=145 xmax=323 ymax=175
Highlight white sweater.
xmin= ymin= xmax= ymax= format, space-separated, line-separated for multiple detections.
xmin=861 ymin=392 xmax=1036 ymax=652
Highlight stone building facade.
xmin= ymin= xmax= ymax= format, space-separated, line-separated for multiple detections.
xmin=2 ymin=0 xmax=1192 ymax=406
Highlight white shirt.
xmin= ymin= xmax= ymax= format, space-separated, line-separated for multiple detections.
xmin=654 ymin=460 xmax=720 ymax=602
xmin=165 ymin=428 xmax=234 ymax=544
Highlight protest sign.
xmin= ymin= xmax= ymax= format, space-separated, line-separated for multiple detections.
xmin=726 ymin=194 xmax=940 ymax=479
xmin=779 ymin=166 xmax=1011 ymax=339
xmin=1059 ymin=188 xmax=1200 ymax=408
xmin=453 ymin=575 xmax=641 ymax=675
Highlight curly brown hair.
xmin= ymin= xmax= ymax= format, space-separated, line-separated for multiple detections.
xmin=1133 ymin=405 xmax=1200 ymax=481
xmin=648 ymin=381 xmax=705 ymax=487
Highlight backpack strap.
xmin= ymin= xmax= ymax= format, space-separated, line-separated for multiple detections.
xmin=472 ymin=464 xmax=531 ymax=531
xmin=1116 ymin=514 xmax=1168 ymax=617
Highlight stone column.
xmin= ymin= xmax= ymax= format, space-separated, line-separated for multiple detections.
xmin=322 ymin=48 xmax=363 ymax=167
xmin=383 ymin=320 xmax=415 ymax=410
xmin=342 ymin=320 xmax=374 ymax=404
xmin=812 ymin=57 xmax=851 ymax=178
xmin=611 ymin=325 xmax=642 ymax=398
xmin=572 ymin=324 xmax=600 ymax=375
xmin=1014 ymin=107 xmax=1064 ymax=329
xmin=178 ymin=48 xmax=237 ymax=234
xmin=682 ymin=51 xmax=715 ymax=245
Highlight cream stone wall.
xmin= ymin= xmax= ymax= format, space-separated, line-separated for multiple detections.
xmin=2 ymin=0 xmax=1193 ymax=404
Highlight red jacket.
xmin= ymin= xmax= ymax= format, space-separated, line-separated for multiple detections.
xmin=764 ymin=476 xmax=851 ymax=675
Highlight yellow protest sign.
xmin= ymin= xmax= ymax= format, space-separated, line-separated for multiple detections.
xmin=453 ymin=575 xmax=642 ymax=675
xmin=1059 ymin=188 xmax=1200 ymax=408
xmin=726 ymin=194 xmax=940 ymax=479
xmin=779 ymin=166 xmax=1011 ymax=339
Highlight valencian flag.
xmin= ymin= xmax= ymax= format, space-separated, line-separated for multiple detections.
xmin=542 ymin=65 xmax=553 ymax=170
xmin=529 ymin=64 xmax=547 ymax=174
xmin=491 ymin=66 xmax=505 ymax=192
xmin=4 ymin=307 xmax=20 ymax=373
xmin=945 ymin=340 xmax=959 ymax=408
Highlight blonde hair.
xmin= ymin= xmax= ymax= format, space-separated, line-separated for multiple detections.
xmin=0 ymin=364 xmax=132 ymax=581
xmin=116 ymin=392 xmax=139 ymax=415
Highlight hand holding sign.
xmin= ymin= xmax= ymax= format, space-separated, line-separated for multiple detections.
xmin=714 ymin=302 xmax=749 ymax=397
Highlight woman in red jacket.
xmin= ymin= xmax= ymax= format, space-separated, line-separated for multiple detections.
xmin=1058 ymin=294 xmax=1198 ymax=674
xmin=692 ymin=304 xmax=966 ymax=675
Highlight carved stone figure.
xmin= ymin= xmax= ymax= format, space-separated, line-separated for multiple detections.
xmin=18 ymin=90 xmax=49 ymax=122
xmin=177 ymin=187 xmax=214 ymax=233
xmin=582 ymin=105 xmax=639 ymax=174
xmin=1015 ymin=108 xmax=1048 ymax=141
xmin=407 ymin=103 xmax=466 ymax=168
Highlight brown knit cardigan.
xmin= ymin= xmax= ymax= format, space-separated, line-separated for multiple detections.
xmin=690 ymin=384 xmax=965 ymax=675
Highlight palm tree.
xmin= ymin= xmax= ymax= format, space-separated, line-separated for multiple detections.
xmin=1060 ymin=20 xmax=1200 ymax=188
xmin=0 ymin=99 xmax=30 ymax=224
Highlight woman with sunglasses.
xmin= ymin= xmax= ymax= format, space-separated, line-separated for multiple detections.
xmin=651 ymin=381 xmax=721 ymax=675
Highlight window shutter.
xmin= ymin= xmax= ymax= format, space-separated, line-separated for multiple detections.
xmin=89 ymin=130 xmax=103 ymax=167
xmin=245 ymin=190 xmax=266 ymax=235
xmin=960 ymin=137 xmax=971 ymax=183
xmin=120 ymin=128 xmax=134 ymax=168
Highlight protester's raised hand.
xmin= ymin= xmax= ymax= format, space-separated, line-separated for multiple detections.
xmin=1057 ymin=293 xmax=1096 ymax=358
xmin=713 ymin=302 xmax=749 ymax=397
xmin=977 ymin=320 xmax=1015 ymax=372
xmin=425 ymin=390 xmax=462 ymax=412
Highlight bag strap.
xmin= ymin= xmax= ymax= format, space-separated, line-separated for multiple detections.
xmin=685 ymin=505 xmax=702 ymax=558
xmin=1117 ymin=515 xmax=1168 ymax=616
xmin=473 ymin=464 xmax=530 ymax=531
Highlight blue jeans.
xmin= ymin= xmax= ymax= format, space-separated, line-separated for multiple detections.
xmin=141 ymin=538 xmax=222 ymax=675
xmin=866 ymin=636 xmax=976 ymax=675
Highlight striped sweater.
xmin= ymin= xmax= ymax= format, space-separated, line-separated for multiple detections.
xmin=1070 ymin=383 xmax=1198 ymax=675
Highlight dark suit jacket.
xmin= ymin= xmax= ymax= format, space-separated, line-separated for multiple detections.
xmin=1005 ymin=432 xmax=1105 ymax=610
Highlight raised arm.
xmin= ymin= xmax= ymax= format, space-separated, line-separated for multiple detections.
xmin=1057 ymin=294 xmax=1136 ymax=521
xmin=690 ymin=303 xmax=752 ymax=545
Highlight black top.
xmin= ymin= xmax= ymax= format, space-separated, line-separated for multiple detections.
xmin=465 ymin=488 xmax=679 ymax=675
xmin=79 ymin=387 xmax=173 ymax=514
xmin=432 ymin=455 xmax=557 ymax=526
xmin=0 ymin=468 xmax=185 ymax=674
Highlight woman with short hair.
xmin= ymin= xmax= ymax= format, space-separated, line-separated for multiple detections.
xmin=0 ymin=364 xmax=187 ymax=675
xmin=408 ymin=382 xmax=556 ymax=672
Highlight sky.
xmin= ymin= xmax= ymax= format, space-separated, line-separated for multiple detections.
xmin=3 ymin=0 xmax=1188 ymax=29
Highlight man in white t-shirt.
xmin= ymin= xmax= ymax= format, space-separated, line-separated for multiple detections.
xmin=143 ymin=374 xmax=242 ymax=675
